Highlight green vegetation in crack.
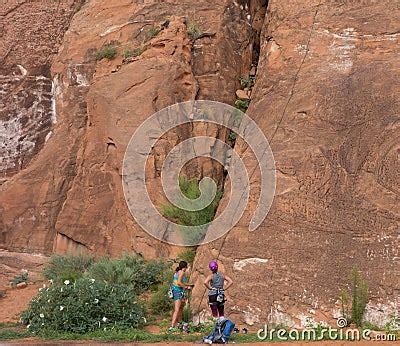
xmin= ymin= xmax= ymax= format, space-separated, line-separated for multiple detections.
xmin=186 ymin=20 xmax=203 ymax=40
xmin=144 ymin=26 xmax=161 ymax=42
xmin=160 ymin=176 xmax=223 ymax=244
xmin=96 ymin=43 xmax=118 ymax=61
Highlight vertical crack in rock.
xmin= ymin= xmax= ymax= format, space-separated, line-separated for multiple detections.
xmin=190 ymin=0 xmax=269 ymax=321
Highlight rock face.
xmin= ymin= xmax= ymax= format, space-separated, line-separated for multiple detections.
xmin=191 ymin=0 xmax=399 ymax=327
xmin=1 ymin=0 xmax=399 ymax=327
xmin=0 ymin=0 xmax=81 ymax=177
xmin=0 ymin=0 xmax=255 ymax=256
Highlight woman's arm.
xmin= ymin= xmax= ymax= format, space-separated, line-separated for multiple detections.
xmin=177 ymin=271 xmax=190 ymax=289
xmin=224 ymin=275 xmax=233 ymax=290
xmin=204 ymin=274 xmax=212 ymax=290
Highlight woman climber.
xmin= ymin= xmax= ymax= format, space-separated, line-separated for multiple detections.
xmin=170 ymin=260 xmax=192 ymax=329
xmin=204 ymin=260 xmax=233 ymax=318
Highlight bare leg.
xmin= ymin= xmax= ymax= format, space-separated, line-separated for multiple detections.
xmin=178 ymin=300 xmax=186 ymax=323
xmin=171 ymin=299 xmax=182 ymax=327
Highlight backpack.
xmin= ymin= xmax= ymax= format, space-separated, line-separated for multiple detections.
xmin=203 ymin=318 xmax=235 ymax=344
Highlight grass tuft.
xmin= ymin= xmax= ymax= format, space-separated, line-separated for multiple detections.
xmin=96 ymin=44 xmax=118 ymax=61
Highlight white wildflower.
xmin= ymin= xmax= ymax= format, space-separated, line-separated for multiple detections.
xmin=64 ymin=280 xmax=70 ymax=285
xmin=47 ymin=299 xmax=51 ymax=303
xmin=143 ymin=317 xmax=147 ymax=323
xmin=94 ymin=298 xmax=99 ymax=304
xmin=102 ymin=317 xmax=107 ymax=322
xmin=39 ymin=313 xmax=44 ymax=318
xmin=90 ymin=279 xmax=95 ymax=283
xmin=60 ymin=287 xmax=63 ymax=292
xmin=38 ymin=288 xmax=43 ymax=292
xmin=27 ymin=324 xmax=31 ymax=329
xmin=49 ymin=279 xmax=53 ymax=284
xmin=60 ymin=306 xmax=64 ymax=311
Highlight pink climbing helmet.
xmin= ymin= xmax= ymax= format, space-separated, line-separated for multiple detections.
xmin=209 ymin=260 xmax=218 ymax=272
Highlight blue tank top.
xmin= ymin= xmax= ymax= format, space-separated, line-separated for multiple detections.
xmin=172 ymin=270 xmax=188 ymax=291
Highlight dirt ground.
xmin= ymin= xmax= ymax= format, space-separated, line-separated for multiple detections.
xmin=0 ymin=250 xmax=48 ymax=323
xmin=2 ymin=341 xmax=398 ymax=345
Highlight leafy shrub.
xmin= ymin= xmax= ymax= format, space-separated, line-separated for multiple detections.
xmin=339 ymin=267 xmax=369 ymax=327
xmin=86 ymin=254 xmax=167 ymax=293
xmin=350 ymin=268 xmax=369 ymax=326
xmin=43 ymin=254 xmax=94 ymax=283
xmin=339 ymin=288 xmax=350 ymax=321
xmin=123 ymin=49 xmax=134 ymax=60
xmin=11 ymin=272 xmax=28 ymax=287
xmin=177 ymin=249 xmax=196 ymax=265
xmin=96 ymin=44 xmax=118 ymax=61
xmin=144 ymin=26 xmax=161 ymax=42
xmin=149 ymin=283 xmax=173 ymax=316
xmin=186 ymin=21 xmax=203 ymax=40
xmin=240 ymin=76 xmax=255 ymax=89
xmin=21 ymin=278 xmax=145 ymax=333
xmin=160 ymin=177 xmax=222 ymax=244
xmin=182 ymin=304 xmax=192 ymax=323
xmin=161 ymin=177 xmax=222 ymax=227
xmin=123 ymin=46 xmax=147 ymax=61
xmin=234 ymin=99 xmax=250 ymax=112
xmin=228 ymin=131 xmax=237 ymax=142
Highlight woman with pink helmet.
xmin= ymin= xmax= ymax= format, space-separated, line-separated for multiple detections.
xmin=203 ymin=260 xmax=233 ymax=318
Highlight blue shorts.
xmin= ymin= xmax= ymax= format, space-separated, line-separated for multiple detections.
xmin=172 ymin=289 xmax=185 ymax=301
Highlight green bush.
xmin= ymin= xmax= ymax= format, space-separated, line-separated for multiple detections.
xmin=11 ymin=272 xmax=28 ymax=287
xmin=43 ymin=254 xmax=94 ymax=283
xmin=149 ymin=283 xmax=173 ymax=316
xmin=228 ymin=131 xmax=237 ymax=142
xmin=239 ymin=76 xmax=255 ymax=89
xmin=177 ymin=249 xmax=196 ymax=264
xmin=339 ymin=267 xmax=369 ymax=327
xmin=339 ymin=288 xmax=350 ymax=321
xmin=123 ymin=46 xmax=147 ymax=60
xmin=161 ymin=177 xmax=222 ymax=227
xmin=145 ymin=27 xmax=161 ymax=42
xmin=186 ymin=21 xmax=203 ymax=40
xmin=21 ymin=278 xmax=145 ymax=333
xmin=350 ymin=268 xmax=368 ymax=326
xmin=234 ymin=99 xmax=250 ymax=112
xmin=86 ymin=254 xmax=167 ymax=293
xmin=182 ymin=304 xmax=192 ymax=323
xmin=96 ymin=44 xmax=118 ymax=61
xmin=160 ymin=177 xmax=222 ymax=244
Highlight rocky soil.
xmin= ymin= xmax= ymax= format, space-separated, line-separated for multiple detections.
xmin=0 ymin=0 xmax=399 ymax=329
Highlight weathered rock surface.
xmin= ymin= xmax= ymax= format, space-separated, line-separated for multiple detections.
xmin=192 ymin=0 xmax=400 ymax=327
xmin=1 ymin=0 xmax=399 ymax=327
xmin=0 ymin=0 xmax=81 ymax=177
xmin=0 ymin=0 xmax=254 ymax=256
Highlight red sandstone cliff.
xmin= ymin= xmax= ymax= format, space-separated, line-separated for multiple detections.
xmin=0 ymin=0 xmax=399 ymax=327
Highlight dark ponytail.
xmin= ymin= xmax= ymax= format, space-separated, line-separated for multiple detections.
xmin=175 ymin=260 xmax=188 ymax=272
